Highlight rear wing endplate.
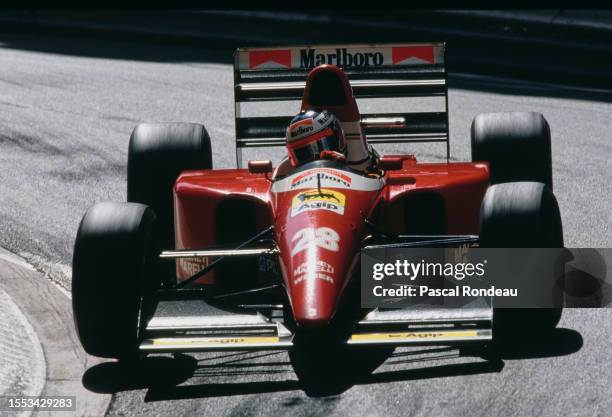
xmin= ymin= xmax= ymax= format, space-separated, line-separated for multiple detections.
xmin=233 ymin=43 xmax=449 ymax=167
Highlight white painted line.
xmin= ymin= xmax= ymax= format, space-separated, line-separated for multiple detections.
xmin=0 ymin=286 xmax=46 ymax=417
xmin=0 ymin=247 xmax=37 ymax=272
xmin=0 ymin=249 xmax=72 ymax=300
xmin=0 ymin=250 xmax=110 ymax=417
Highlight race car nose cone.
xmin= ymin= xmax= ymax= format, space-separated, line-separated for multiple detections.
xmin=293 ymin=305 xmax=334 ymax=328
xmin=287 ymin=255 xmax=340 ymax=329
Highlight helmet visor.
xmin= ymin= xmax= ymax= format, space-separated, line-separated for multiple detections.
xmin=288 ymin=127 xmax=342 ymax=166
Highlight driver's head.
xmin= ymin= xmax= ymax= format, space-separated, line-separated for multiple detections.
xmin=285 ymin=109 xmax=346 ymax=167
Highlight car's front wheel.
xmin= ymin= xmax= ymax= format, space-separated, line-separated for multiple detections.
xmin=479 ymin=181 xmax=564 ymax=342
xmin=72 ymin=202 xmax=161 ymax=361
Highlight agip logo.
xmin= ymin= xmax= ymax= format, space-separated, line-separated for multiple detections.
xmin=291 ymin=189 xmax=346 ymax=217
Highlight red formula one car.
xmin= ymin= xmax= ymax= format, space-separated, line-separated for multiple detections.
xmin=72 ymin=44 xmax=563 ymax=368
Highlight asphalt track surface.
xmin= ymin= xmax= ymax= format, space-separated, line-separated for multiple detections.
xmin=1 ymin=32 xmax=611 ymax=417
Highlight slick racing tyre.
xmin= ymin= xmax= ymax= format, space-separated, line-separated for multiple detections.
xmin=471 ymin=112 xmax=553 ymax=189
xmin=72 ymin=202 xmax=161 ymax=361
xmin=479 ymin=182 xmax=563 ymax=342
xmin=128 ymin=122 xmax=212 ymax=251
xmin=289 ymin=339 xmax=355 ymax=396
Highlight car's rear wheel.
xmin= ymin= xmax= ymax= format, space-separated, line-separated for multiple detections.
xmin=471 ymin=112 xmax=553 ymax=189
xmin=479 ymin=182 xmax=563 ymax=342
xmin=72 ymin=202 xmax=161 ymax=361
xmin=128 ymin=122 xmax=212 ymax=252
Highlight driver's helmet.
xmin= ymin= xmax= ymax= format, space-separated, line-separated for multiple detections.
xmin=285 ymin=109 xmax=346 ymax=167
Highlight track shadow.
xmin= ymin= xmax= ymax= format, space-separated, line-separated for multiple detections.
xmin=480 ymin=328 xmax=584 ymax=360
xmin=82 ymin=347 xmax=500 ymax=400
xmin=82 ymin=354 xmax=199 ymax=394
xmin=1 ymin=27 xmax=612 ymax=104
xmin=291 ymin=346 xmax=504 ymax=398
xmin=140 ymin=346 xmax=504 ymax=401
xmin=449 ymin=74 xmax=612 ymax=104
xmin=82 ymin=327 xmax=583 ymax=400
xmin=0 ymin=32 xmax=234 ymax=64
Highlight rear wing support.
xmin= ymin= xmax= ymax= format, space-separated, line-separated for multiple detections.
xmin=233 ymin=43 xmax=449 ymax=167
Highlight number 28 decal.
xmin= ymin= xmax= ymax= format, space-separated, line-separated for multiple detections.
xmin=291 ymin=227 xmax=339 ymax=256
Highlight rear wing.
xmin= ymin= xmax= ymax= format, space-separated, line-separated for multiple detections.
xmin=233 ymin=43 xmax=449 ymax=167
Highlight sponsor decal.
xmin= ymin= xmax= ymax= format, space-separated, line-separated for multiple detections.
xmin=300 ymin=48 xmax=384 ymax=68
xmin=291 ymin=227 xmax=340 ymax=257
xmin=291 ymin=189 xmax=346 ymax=217
xmin=289 ymin=117 xmax=315 ymax=139
xmin=349 ymin=330 xmax=478 ymax=342
xmin=248 ymin=49 xmax=291 ymax=69
xmin=272 ymin=166 xmax=383 ymax=193
xmin=244 ymin=45 xmax=440 ymax=70
xmin=258 ymin=256 xmax=280 ymax=276
xmin=290 ymin=168 xmax=352 ymax=189
xmin=293 ymin=260 xmax=335 ymax=276
xmin=294 ymin=273 xmax=334 ymax=285
xmin=391 ymin=46 xmax=435 ymax=65
xmin=293 ymin=260 xmax=335 ymax=285
xmin=289 ymin=112 xmax=335 ymax=141
xmin=152 ymin=336 xmax=280 ymax=346
xmin=179 ymin=257 xmax=209 ymax=276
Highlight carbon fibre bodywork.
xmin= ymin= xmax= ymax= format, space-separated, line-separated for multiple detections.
xmin=173 ymin=158 xmax=488 ymax=327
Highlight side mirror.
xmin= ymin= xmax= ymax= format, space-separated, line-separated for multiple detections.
xmin=248 ymin=160 xmax=273 ymax=174
xmin=378 ymin=156 xmax=403 ymax=171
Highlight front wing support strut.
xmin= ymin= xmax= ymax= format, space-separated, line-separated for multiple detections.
xmin=173 ymin=225 xmax=275 ymax=289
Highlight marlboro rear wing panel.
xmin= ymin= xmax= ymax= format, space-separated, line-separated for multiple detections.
xmin=233 ymin=43 xmax=449 ymax=167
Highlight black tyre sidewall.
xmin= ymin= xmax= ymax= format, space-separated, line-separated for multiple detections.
xmin=471 ymin=112 xmax=553 ymax=189
xmin=479 ymin=182 xmax=564 ymax=340
xmin=72 ymin=202 xmax=159 ymax=359
xmin=127 ymin=123 xmax=212 ymax=251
